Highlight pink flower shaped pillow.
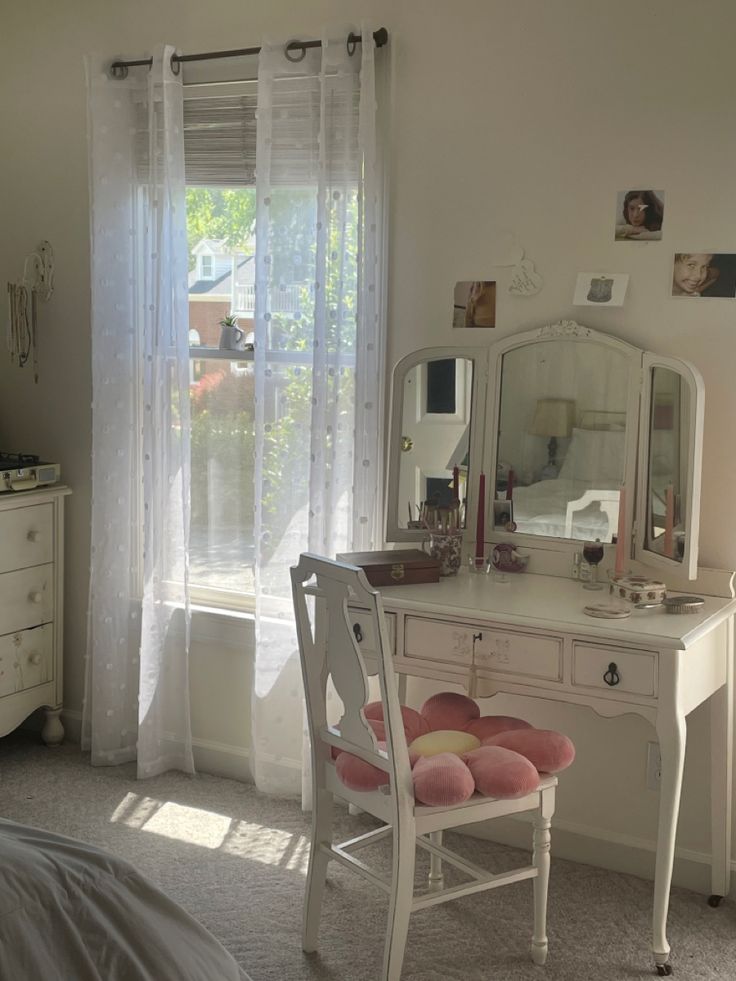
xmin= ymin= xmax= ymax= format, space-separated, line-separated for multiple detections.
xmin=333 ymin=692 xmax=575 ymax=807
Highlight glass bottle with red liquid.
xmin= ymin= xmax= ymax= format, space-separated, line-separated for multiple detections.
xmin=582 ymin=539 xmax=605 ymax=590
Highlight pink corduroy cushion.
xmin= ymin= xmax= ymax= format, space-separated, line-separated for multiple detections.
xmin=412 ymin=752 xmax=476 ymax=806
xmin=335 ymin=749 xmax=388 ymax=792
xmin=463 ymin=745 xmax=541 ymax=799
xmin=363 ymin=702 xmax=430 ymax=744
xmin=464 ymin=715 xmax=533 ymax=742
xmin=484 ymin=728 xmax=576 ymax=774
xmin=420 ymin=692 xmax=480 ymax=732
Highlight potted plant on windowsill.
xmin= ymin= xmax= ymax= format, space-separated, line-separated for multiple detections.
xmin=218 ymin=314 xmax=246 ymax=351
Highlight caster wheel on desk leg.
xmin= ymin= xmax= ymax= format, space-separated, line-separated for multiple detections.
xmin=707 ymin=895 xmax=723 ymax=908
xmin=656 ymin=963 xmax=673 ymax=976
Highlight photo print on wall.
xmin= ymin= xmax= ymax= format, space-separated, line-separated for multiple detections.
xmin=573 ymin=272 xmax=629 ymax=307
xmin=615 ymin=189 xmax=665 ymax=241
xmin=671 ymin=253 xmax=736 ymax=297
xmin=453 ymin=281 xmax=496 ymax=328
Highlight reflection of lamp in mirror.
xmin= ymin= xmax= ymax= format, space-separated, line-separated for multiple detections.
xmin=529 ymin=398 xmax=576 ymax=478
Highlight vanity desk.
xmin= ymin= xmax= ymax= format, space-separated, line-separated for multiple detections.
xmin=382 ymin=321 xmax=732 ymax=974
xmin=359 ymin=568 xmax=735 ymax=974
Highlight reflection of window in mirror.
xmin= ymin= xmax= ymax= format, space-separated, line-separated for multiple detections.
xmin=396 ymin=358 xmax=474 ymax=531
xmin=426 ymin=359 xmax=456 ymax=414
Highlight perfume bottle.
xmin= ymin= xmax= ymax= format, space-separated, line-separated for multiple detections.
xmin=571 ymin=552 xmax=581 ymax=580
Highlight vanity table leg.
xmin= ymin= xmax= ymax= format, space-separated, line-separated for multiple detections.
xmin=653 ymin=704 xmax=687 ymax=974
xmin=708 ymin=615 xmax=733 ymax=905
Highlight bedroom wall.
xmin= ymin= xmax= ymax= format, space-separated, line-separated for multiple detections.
xmin=1 ymin=0 xmax=736 ymax=891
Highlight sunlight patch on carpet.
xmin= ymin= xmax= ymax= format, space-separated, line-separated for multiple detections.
xmin=109 ymin=792 xmax=310 ymax=867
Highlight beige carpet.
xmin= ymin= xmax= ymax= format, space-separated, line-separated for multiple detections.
xmin=1 ymin=730 xmax=735 ymax=980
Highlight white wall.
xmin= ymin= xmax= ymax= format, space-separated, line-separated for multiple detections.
xmin=2 ymin=0 xmax=736 ymax=890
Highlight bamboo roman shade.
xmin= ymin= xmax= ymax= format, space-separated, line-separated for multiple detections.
xmin=183 ymin=94 xmax=258 ymax=187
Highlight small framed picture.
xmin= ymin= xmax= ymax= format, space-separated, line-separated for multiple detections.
xmin=493 ymin=499 xmax=515 ymax=530
xmin=453 ymin=280 xmax=497 ymax=328
xmin=671 ymin=253 xmax=736 ymax=297
xmin=614 ymin=189 xmax=665 ymax=241
xmin=573 ymin=272 xmax=629 ymax=307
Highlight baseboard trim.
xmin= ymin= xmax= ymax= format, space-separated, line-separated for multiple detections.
xmin=463 ymin=813 xmax=734 ymax=897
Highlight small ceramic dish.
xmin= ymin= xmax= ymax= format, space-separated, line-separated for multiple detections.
xmin=609 ymin=574 xmax=666 ymax=606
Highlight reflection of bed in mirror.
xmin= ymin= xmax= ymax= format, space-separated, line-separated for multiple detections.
xmin=509 ymin=421 xmax=625 ymax=542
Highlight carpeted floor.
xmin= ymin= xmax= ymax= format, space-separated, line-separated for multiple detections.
xmin=1 ymin=730 xmax=735 ymax=980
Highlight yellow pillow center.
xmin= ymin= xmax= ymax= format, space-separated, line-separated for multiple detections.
xmin=409 ymin=729 xmax=481 ymax=758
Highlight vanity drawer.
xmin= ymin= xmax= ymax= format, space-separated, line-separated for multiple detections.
xmin=572 ymin=643 xmax=657 ymax=697
xmin=0 ymin=565 xmax=54 ymax=635
xmin=404 ymin=616 xmax=563 ymax=682
xmin=0 ymin=503 xmax=53 ymax=574
xmin=348 ymin=608 xmax=396 ymax=656
xmin=0 ymin=625 xmax=53 ymax=698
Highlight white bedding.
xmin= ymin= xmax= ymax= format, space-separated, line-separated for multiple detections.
xmin=512 ymin=478 xmax=617 ymax=540
xmin=0 ymin=820 xmax=250 ymax=981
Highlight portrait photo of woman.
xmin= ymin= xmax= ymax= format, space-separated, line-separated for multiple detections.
xmin=615 ymin=189 xmax=665 ymax=241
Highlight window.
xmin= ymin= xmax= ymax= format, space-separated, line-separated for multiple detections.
xmin=187 ymin=186 xmax=257 ymax=607
xmin=199 ymin=254 xmax=214 ymax=279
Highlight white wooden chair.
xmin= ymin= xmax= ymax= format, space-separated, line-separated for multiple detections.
xmin=291 ymin=553 xmax=558 ymax=980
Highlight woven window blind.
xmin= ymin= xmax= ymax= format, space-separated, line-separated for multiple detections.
xmin=183 ymin=94 xmax=257 ymax=187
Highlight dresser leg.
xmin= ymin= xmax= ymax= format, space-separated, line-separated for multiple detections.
xmin=653 ymin=707 xmax=686 ymax=971
xmin=710 ymin=616 xmax=733 ymax=901
xmin=41 ymin=707 xmax=64 ymax=746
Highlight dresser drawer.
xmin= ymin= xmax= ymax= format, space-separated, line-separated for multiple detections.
xmin=0 ymin=625 xmax=53 ymax=698
xmin=572 ymin=643 xmax=657 ymax=697
xmin=0 ymin=503 xmax=53 ymax=574
xmin=404 ymin=616 xmax=563 ymax=682
xmin=0 ymin=565 xmax=54 ymax=635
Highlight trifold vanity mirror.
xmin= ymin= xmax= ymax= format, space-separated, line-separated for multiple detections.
xmin=386 ymin=321 xmax=704 ymax=579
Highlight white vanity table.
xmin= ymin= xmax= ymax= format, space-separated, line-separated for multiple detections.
xmin=351 ymin=569 xmax=735 ymax=975
xmin=379 ymin=321 xmax=733 ymax=974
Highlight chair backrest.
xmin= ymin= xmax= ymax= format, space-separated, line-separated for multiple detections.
xmin=291 ymin=554 xmax=414 ymax=801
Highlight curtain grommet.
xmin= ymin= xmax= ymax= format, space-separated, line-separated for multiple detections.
xmin=109 ymin=62 xmax=129 ymax=80
xmin=170 ymin=54 xmax=181 ymax=76
xmin=346 ymin=33 xmax=358 ymax=56
xmin=284 ymin=40 xmax=307 ymax=63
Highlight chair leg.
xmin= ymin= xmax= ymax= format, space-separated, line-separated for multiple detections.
xmin=427 ymin=830 xmax=444 ymax=890
xmin=531 ymin=810 xmax=552 ymax=966
xmin=303 ymin=788 xmax=334 ymax=953
xmin=383 ymin=823 xmax=416 ymax=981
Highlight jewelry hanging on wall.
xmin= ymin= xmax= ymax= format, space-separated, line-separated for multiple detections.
xmin=6 ymin=240 xmax=54 ymax=383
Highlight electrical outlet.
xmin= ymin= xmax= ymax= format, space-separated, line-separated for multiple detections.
xmin=646 ymin=741 xmax=662 ymax=790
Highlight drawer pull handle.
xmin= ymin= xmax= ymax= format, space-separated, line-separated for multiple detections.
xmin=29 ymin=591 xmax=43 ymax=604
xmin=603 ymin=662 xmax=620 ymax=687
xmin=27 ymin=530 xmax=40 ymax=543
xmin=29 ymin=653 xmax=41 ymax=666
xmin=352 ymin=623 xmax=363 ymax=644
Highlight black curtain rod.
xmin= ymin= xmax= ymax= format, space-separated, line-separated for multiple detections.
xmin=110 ymin=27 xmax=388 ymax=78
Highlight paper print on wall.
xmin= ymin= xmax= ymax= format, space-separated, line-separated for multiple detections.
xmin=508 ymin=255 xmax=543 ymax=297
xmin=615 ymin=189 xmax=664 ymax=241
xmin=671 ymin=253 xmax=736 ymax=297
xmin=453 ymin=281 xmax=496 ymax=328
xmin=573 ymin=272 xmax=629 ymax=307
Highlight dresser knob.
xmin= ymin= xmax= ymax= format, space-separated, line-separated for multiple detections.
xmin=352 ymin=623 xmax=363 ymax=644
xmin=29 ymin=653 xmax=42 ymax=666
xmin=603 ymin=662 xmax=621 ymax=687
xmin=29 ymin=591 xmax=43 ymax=604
xmin=27 ymin=530 xmax=40 ymax=543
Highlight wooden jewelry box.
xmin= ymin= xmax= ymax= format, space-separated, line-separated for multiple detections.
xmin=336 ymin=549 xmax=441 ymax=587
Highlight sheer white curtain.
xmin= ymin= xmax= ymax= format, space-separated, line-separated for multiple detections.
xmin=252 ymin=30 xmax=384 ymax=796
xmin=83 ymin=45 xmax=194 ymax=778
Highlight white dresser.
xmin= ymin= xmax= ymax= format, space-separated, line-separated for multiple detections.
xmin=0 ymin=486 xmax=70 ymax=745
